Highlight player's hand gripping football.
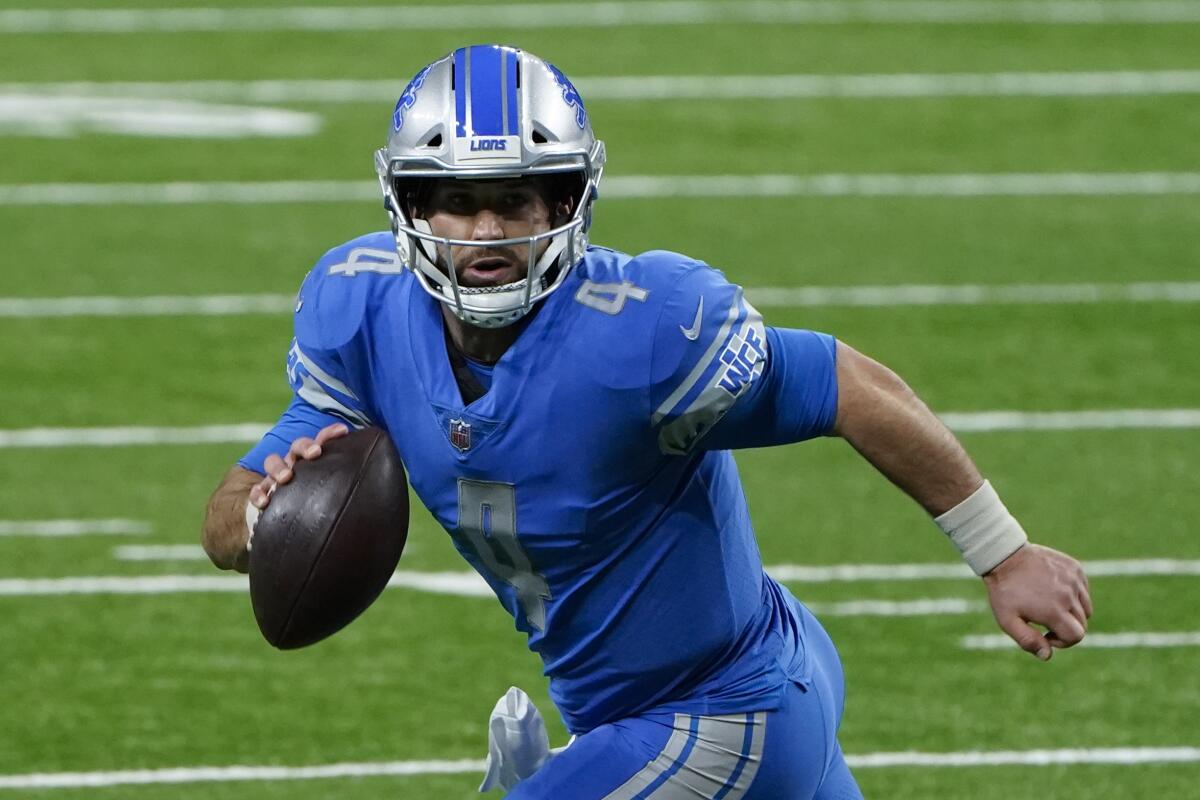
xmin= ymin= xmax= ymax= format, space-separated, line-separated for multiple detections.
xmin=249 ymin=422 xmax=351 ymax=512
xmin=983 ymin=543 xmax=1092 ymax=661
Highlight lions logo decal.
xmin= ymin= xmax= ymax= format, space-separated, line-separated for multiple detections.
xmin=392 ymin=64 xmax=434 ymax=133
xmin=546 ymin=62 xmax=588 ymax=130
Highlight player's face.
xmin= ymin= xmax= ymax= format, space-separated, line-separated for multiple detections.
xmin=420 ymin=178 xmax=567 ymax=289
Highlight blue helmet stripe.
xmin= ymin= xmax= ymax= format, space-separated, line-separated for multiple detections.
xmin=466 ymin=44 xmax=505 ymax=136
xmin=453 ymin=48 xmax=468 ymax=138
xmin=505 ymin=48 xmax=519 ymax=135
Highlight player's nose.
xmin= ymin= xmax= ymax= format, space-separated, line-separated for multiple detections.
xmin=470 ymin=209 xmax=505 ymax=240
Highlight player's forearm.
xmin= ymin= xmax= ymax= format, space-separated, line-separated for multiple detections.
xmin=832 ymin=341 xmax=982 ymax=516
xmin=201 ymin=465 xmax=261 ymax=573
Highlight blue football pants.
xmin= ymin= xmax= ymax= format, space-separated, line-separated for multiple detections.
xmin=506 ymin=604 xmax=863 ymax=799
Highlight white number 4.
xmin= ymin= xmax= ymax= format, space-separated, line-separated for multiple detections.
xmin=574 ymin=280 xmax=649 ymax=315
xmin=327 ymin=248 xmax=403 ymax=277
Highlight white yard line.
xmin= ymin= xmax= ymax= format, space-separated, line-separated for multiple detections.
xmin=3 ymin=282 xmax=1199 ymax=319
xmin=769 ymin=559 xmax=1200 ymax=582
xmin=0 ymin=96 xmax=318 ymax=139
xmin=10 ymin=71 xmax=1200 ymax=103
xmin=6 ymin=173 xmax=1200 ymax=206
xmin=963 ymin=631 xmax=1200 ymax=650
xmin=0 ymin=519 xmax=150 ymax=537
xmin=0 ymin=424 xmax=272 ymax=448
xmin=846 ymin=747 xmax=1200 ymax=767
xmin=108 ymin=550 xmax=1200 ymax=584
xmin=0 ymin=572 xmax=495 ymax=598
xmin=0 ymin=294 xmax=296 ymax=317
xmin=4 ymin=410 xmax=1199 ymax=450
xmin=2 ymin=2 xmax=1199 ymax=34
xmin=1 ymin=747 xmax=1197 ymax=788
xmin=0 ymin=574 xmax=977 ymax=613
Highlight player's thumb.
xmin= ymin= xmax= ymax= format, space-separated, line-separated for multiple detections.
xmin=997 ymin=614 xmax=1052 ymax=662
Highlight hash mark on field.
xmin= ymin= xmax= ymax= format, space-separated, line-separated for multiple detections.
xmin=2 ymin=748 xmax=1198 ymax=788
xmin=3 ymin=411 xmax=1199 ymax=450
xmin=11 ymin=71 xmax=1200 ymax=103
xmin=2 ymin=2 xmax=1199 ymax=34
xmin=3 ymin=283 xmax=1200 ymax=319
xmin=0 ymin=519 xmax=150 ymax=537
xmin=962 ymin=631 xmax=1200 ymax=650
xmin=5 ymin=173 xmax=1200 ymax=206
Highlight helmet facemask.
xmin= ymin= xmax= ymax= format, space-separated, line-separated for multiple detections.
xmin=375 ymin=45 xmax=605 ymax=328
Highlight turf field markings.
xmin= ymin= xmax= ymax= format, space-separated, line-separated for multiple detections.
xmin=0 ymin=573 xmax=980 ymax=614
xmin=5 ymin=411 xmax=1200 ymax=450
xmin=770 ymin=558 xmax=1200 ymax=582
xmin=962 ymin=631 xmax=1200 ymax=650
xmin=0 ymin=519 xmax=150 ymax=537
xmin=11 ymin=71 xmax=1200 ymax=103
xmin=107 ymin=550 xmax=1200 ymax=582
xmin=3 ymin=283 xmax=1200 ymax=319
xmin=0 ymin=294 xmax=297 ymax=317
xmin=0 ymin=96 xmax=319 ymax=139
xmin=3 ymin=2 xmax=1199 ymax=34
xmin=7 ymin=173 xmax=1200 ymax=206
xmin=2 ymin=748 xmax=1198 ymax=788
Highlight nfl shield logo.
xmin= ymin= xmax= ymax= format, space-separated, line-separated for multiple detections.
xmin=449 ymin=418 xmax=472 ymax=452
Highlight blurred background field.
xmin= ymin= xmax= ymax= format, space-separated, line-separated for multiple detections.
xmin=1 ymin=1 xmax=1198 ymax=797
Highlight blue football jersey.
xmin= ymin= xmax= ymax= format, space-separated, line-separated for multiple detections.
xmin=241 ymin=233 xmax=840 ymax=733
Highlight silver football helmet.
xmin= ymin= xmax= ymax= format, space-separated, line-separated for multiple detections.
xmin=375 ymin=45 xmax=606 ymax=328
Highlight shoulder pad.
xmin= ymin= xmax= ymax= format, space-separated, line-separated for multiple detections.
xmin=295 ymin=232 xmax=402 ymax=351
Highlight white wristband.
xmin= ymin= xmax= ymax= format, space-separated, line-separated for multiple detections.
xmin=934 ymin=480 xmax=1028 ymax=576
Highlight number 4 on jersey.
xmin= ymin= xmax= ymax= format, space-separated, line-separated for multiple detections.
xmin=458 ymin=480 xmax=552 ymax=631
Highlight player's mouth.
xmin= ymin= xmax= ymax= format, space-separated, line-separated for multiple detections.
xmin=460 ymin=256 xmax=520 ymax=287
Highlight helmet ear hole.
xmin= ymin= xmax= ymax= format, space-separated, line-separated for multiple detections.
xmin=531 ymin=125 xmax=554 ymax=145
xmin=422 ymin=133 xmax=443 ymax=148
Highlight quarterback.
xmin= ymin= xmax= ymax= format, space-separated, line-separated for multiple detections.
xmin=202 ymin=45 xmax=1092 ymax=799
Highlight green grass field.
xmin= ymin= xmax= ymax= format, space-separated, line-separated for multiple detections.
xmin=2 ymin=2 xmax=1199 ymax=797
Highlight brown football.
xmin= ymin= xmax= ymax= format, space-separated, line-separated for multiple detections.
xmin=249 ymin=426 xmax=408 ymax=649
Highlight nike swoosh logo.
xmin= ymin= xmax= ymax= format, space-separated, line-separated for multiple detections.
xmin=680 ymin=296 xmax=704 ymax=340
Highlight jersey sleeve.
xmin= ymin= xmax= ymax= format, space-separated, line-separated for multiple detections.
xmin=237 ymin=394 xmax=350 ymax=475
xmin=237 ymin=252 xmax=378 ymax=473
xmin=649 ymin=266 xmax=838 ymax=455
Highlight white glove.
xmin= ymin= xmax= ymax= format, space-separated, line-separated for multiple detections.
xmin=479 ymin=687 xmax=556 ymax=793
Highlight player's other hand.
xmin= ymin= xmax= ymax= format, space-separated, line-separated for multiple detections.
xmin=249 ymin=423 xmax=350 ymax=510
xmin=983 ymin=543 xmax=1092 ymax=661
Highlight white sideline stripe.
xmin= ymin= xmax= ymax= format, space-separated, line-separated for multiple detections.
xmin=4 ymin=411 xmax=1200 ymax=450
xmin=963 ymin=632 xmax=1200 ymax=650
xmin=6 ymin=173 xmax=1200 ymax=206
xmin=0 ymin=519 xmax=150 ymax=537
xmin=2 ymin=748 xmax=1198 ymax=788
xmin=769 ymin=558 xmax=1200 ymax=582
xmin=11 ymin=71 xmax=1200 ymax=103
xmin=3 ymin=2 xmax=1199 ymax=33
xmin=4 ymin=283 xmax=1200 ymax=319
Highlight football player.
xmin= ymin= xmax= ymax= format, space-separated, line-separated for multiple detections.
xmin=202 ymin=45 xmax=1092 ymax=799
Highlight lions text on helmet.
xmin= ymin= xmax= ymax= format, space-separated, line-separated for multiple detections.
xmin=376 ymin=45 xmax=606 ymax=329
